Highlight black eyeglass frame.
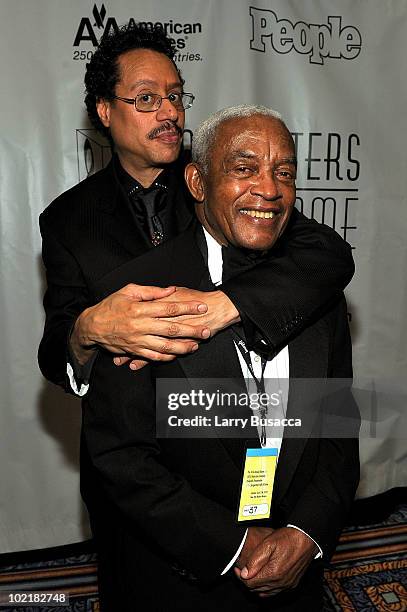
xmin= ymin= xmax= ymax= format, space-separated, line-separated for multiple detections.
xmin=112 ymin=92 xmax=195 ymax=112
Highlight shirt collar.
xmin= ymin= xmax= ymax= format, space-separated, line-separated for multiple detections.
xmin=113 ymin=154 xmax=170 ymax=197
xmin=202 ymin=227 xmax=223 ymax=286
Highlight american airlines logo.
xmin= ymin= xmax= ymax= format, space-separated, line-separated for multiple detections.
xmin=73 ymin=3 xmax=202 ymax=50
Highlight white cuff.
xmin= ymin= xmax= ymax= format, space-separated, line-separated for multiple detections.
xmin=67 ymin=362 xmax=90 ymax=397
xmin=286 ymin=524 xmax=322 ymax=559
xmin=221 ymin=529 xmax=248 ymax=575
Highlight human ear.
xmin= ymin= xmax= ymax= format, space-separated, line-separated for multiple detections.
xmin=96 ymin=98 xmax=111 ymax=128
xmin=185 ymin=163 xmax=205 ymax=202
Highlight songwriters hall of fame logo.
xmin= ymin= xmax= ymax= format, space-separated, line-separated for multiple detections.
xmin=291 ymin=131 xmax=360 ymax=250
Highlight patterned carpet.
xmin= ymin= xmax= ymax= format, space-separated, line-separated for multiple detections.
xmin=323 ymin=504 xmax=407 ymax=611
xmin=0 ymin=504 xmax=406 ymax=611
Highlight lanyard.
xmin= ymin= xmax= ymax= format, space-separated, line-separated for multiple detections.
xmin=231 ymin=329 xmax=269 ymax=447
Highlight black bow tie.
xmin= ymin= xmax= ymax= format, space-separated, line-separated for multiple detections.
xmin=221 ymin=244 xmax=268 ymax=283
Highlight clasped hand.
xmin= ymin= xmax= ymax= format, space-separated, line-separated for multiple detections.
xmin=234 ymin=527 xmax=318 ymax=598
xmin=71 ymin=284 xmax=239 ymax=370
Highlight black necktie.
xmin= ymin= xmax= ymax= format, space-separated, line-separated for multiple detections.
xmin=128 ymin=185 xmax=165 ymax=247
xmin=142 ymin=188 xmax=165 ymax=246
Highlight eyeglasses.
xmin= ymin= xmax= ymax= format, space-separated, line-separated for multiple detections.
xmin=112 ymin=92 xmax=195 ymax=112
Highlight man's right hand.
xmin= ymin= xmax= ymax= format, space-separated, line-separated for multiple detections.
xmin=69 ymin=284 xmax=211 ymax=366
xmin=235 ymin=527 xmax=274 ymax=572
xmin=235 ymin=527 xmax=318 ymax=598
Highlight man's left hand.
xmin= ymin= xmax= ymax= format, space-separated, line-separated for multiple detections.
xmin=234 ymin=527 xmax=318 ymax=598
xmin=115 ymin=287 xmax=240 ymax=370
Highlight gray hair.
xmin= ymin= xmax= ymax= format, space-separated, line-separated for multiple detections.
xmin=192 ymin=104 xmax=283 ymax=173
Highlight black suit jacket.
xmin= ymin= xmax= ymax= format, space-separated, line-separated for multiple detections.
xmin=38 ymin=158 xmax=355 ymax=390
xmin=82 ymin=224 xmax=359 ymax=610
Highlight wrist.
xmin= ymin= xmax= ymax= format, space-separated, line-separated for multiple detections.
xmin=285 ymin=526 xmax=319 ymax=557
xmin=216 ymin=291 xmax=240 ymax=328
xmin=70 ymin=308 xmax=97 ymax=365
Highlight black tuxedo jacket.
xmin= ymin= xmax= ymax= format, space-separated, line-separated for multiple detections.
xmin=38 ymin=158 xmax=355 ymax=391
xmin=82 ymin=224 xmax=359 ymax=611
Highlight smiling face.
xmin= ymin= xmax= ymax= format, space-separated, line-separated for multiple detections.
xmin=186 ymin=114 xmax=296 ymax=251
xmin=96 ymin=48 xmax=185 ymax=186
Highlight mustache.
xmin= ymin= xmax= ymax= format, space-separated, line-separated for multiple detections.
xmin=147 ymin=121 xmax=183 ymax=140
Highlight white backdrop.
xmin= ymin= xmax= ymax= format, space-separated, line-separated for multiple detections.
xmin=0 ymin=0 xmax=406 ymax=552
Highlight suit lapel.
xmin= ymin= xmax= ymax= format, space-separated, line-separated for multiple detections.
xmin=96 ymin=161 xmax=151 ymax=257
xmin=178 ymin=327 xmax=253 ymax=468
xmin=273 ymin=316 xmax=330 ymax=506
xmin=173 ymin=235 xmax=256 ymax=466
